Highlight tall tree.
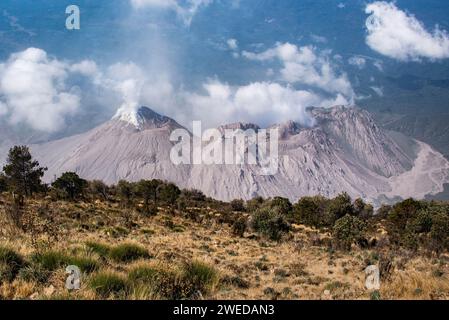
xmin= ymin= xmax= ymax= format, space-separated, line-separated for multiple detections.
xmin=52 ymin=172 xmax=87 ymax=200
xmin=0 ymin=173 xmax=7 ymax=193
xmin=2 ymin=146 xmax=47 ymax=199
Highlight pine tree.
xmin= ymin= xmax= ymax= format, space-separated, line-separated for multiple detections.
xmin=2 ymin=146 xmax=47 ymax=200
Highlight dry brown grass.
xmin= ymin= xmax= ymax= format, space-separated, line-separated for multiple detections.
xmin=0 ymin=195 xmax=448 ymax=300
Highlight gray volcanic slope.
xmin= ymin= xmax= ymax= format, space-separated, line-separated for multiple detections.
xmin=30 ymin=106 xmax=449 ymax=205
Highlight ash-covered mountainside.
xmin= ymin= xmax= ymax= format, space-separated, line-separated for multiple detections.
xmin=29 ymin=106 xmax=449 ymax=205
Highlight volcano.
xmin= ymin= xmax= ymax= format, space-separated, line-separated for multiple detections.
xmin=29 ymin=106 xmax=449 ymax=205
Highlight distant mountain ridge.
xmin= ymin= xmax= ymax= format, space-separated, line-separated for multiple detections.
xmin=17 ymin=105 xmax=449 ymax=205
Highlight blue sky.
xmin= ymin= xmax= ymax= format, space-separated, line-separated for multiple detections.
xmin=1 ymin=0 xmax=449 ymax=134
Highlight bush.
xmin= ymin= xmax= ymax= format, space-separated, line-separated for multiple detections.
xmin=230 ymin=199 xmax=245 ymax=212
xmin=354 ymin=198 xmax=374 ymax=219
xmin=157 ymin=183 xmax=181 ymax=205
xmin=325 ymin=193 xmax=354 ymax=225
xmin=332 ymin=215 xmax=367 ymax=251
xmin=108 ymin=244 xmax=150 ymax=263
xmin=232 ymin=217 xmax=247 ymax=237
xmin=17 ymin=264 xmax=50 ymax=283
xmin=388 ymin=198 xmax=422 ymax=233
xmin=251 ymin=207 xmax=291 ymax=241
xmin=52 ymin=172 xmax=87 ymax=200
xmin=116 ymin=180 xmax=135 ymax=205
xmin=246 ymin=196 xmax=265 ymax=212
xmin=67 ymin=256 xmax=100 ymax=273
xmin=269 ymin=197 xmax=293 ymax=217
xmin=429 ymin=212 xmax=449 ymax=253
xmin=89 ymin=272 xmax=129 ymax=297
xmin=31 ymin=250 xmax=68 ymax=271
xmin=0 ymin=247 xmax=26 ymax=282
xmin=181 ymin=189 xmax=206 ymax=202
xmin=88 ymin=180 xmax=109 ymax=201
xmin=128 ymin=264 xmax=187 ymax=300
xmin=0 ymin=173 xmax=7 ymax=193
xmin=181 ymin=260 xmax=219 ymax=296
xmin=293 ymin=196 xmax=327 ymax=228
xmin=86 ymin=241 xmax=111 ymax=258
xmin=31 ymin=250 xmax=99 ymax=273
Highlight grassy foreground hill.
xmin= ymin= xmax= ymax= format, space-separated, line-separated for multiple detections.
xmin=0 ymin=192 xmax=448 ymax=300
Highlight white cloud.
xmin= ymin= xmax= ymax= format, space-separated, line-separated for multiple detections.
xmin=242 ymin=42 xmax=354 ymax=99
xmin=365 ymin=1 xmax=449 ymax=61
xmin=310 ymin=34 xmax=327 ymax=44
xmin=0 ymin=48 xmax=80 ymax=132
xmin=70 ymin=60 xmax=99 ymax=76
xmin=227 ymin=38 xmax=238 ymax=51
xmin=130 ymin=0 xmax=212 ymax=25
xmin=348 ymin=56 xmax=366 ymax=69
xmin=183 ymin=80 xmax=349 ymax=128
xmin=370 ymin=86 xmax=384 ymax=97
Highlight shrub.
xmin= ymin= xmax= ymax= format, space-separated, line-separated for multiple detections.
xmin=246 ymin=196 xmax=265 ymax=212
xmin=136 ymin=179 xmax=161 ymax=206
xmin=128 ymin=264 xmax=186 ymax=300
xmin=181 ymin=260 xmax=219 ymax=296
xmin=269 ymin=197 xmax=293 ymax=217
xmin=251 ymin=207 xmax=291 ymax=241
xmin=67 ymin=256 xmax=100 ymax=273
xmin=354 ymin=198 xmax=374 ymax=219
xmin=31 ymin=250 xmax=99 ymax=273
xmin=86 ymin=242 xmax=111 ymax=258
xmin=181 ymin=189 xmax=206 ymax=202
xmin=232 ymin=217 xmax=247 ymax=237
xmin=429 ymin=212 xmax=449 ymax=253
xmin=376 ymin=204 xmax=392 ymax=219
xmin=108 ymin=244 xmax=150 ymax=263
xmin=116 ymin=180 xmax=135 ymax=205
xmin=332 ymin=215 xmax=367 ymax=251
xmin=31 ymin=250 xmax=68 ymax=271
xmin=52 ymin=172 xmax=87 ymax=200
xmin=388 ymin=198 xmax=422 ymax=232
xmin=88 ymin=180 xmax=109 ymax=201
xmin=0 ymin=173 xmax=7 ymax=193
xmin=0 ymin=246 xmax=26 ymax=282
xmin=325 ymin=193 xmax=354 ymax=225
xmin=89 ymin=272 xmax=129 ymax=297
xmin=157 ymin=183 xmax=181 ymax=205
xmin=293 ymin=196 xmax=325 ymax=228
xmin=17 ymin=264 xmax=50 ymax=283
xmin=230 ymin=199 xmax=245 ymax=212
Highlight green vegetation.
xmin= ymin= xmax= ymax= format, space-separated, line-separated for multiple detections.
xmin=52 ymin=172 xmax=88 ymax=200
xmin=251 ymin=207 xmax=291 ymax=241
xmin=89 ymin=271 xmax=129 ymax=297
xmin=0 ymin=246 xmax=26 ymax=282
xmin=332 ymin=215 xmax=367 ymax=251
xmin=2 ymin=146 xmax=47 ymax=201
xmin=108 ymin=243 xmax=151 ymax=263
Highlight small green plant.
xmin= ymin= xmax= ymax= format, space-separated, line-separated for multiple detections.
xmin=181 ymin=260 xmax=219 ymax=296
xmin=86 ymin=241 xmax=111 ymax=258
xmin=370 ymin=290 xmax=381 ymax=300
xmin=31 ymin=250 xmax=99 ymax=273
xmin=18 ymin=264 xmax=50 ymax=283
xmin=108 ymin=243 xmax=150 ymax=263
xmin=128 ymin=264 xmax=185 ymax=299
xmin=89 ymin=272 xmax=129 ymax=297
xmin=31 ymin=250 xmax=68 ymax=271
xmin=0 ymin=246 xmax=26 ymax=282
